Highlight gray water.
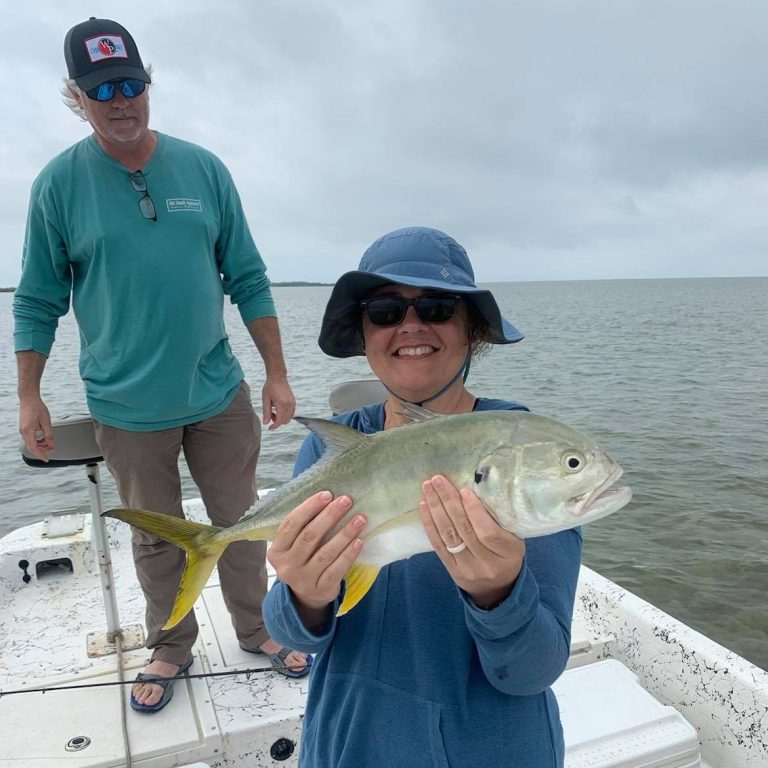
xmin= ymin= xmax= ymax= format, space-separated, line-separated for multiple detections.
xmin=1 ymin=278 xmax=767 ymax=670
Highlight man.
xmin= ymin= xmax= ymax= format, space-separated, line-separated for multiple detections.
xmin=13 ymin=17 xmax=310 ymax=713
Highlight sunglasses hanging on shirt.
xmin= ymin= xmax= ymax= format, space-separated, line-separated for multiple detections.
xmin=128 ymin=171 xmax=157 ymax=222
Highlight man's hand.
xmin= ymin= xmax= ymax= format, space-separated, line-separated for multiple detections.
xmin=262 ymin=375 xmax=296 ymax=430
xmin=19 ymin=396 xmax=55 ymax=461
xmin=245 ymin=316 xmax=295 ymax=430
xmin=17 ymin=351 xmax=54 ymax=461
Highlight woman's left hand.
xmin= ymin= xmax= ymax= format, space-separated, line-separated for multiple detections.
xmin=419 ymin=474 xmax=525 ymax=610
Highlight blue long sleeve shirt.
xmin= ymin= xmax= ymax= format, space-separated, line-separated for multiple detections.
xmin=263 ymin=399 xmax=583 ymax=768
xmin=13 ymin=132 xmax=275 ymax=430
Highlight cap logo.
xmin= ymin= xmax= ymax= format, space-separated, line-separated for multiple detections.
xmin=440 ymin=267 xmax=450 ymax=279
xmin=84 ymin=34 xmax=128 ymax=63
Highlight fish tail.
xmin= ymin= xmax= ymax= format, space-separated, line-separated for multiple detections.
xmin=338 ymin=563 xmax=381 ymax=616
xmin=104 ymin=507 xmax=237 ymax=629
xmin=162 ymin=545 xmax=223 ymax=630
xmin=105 ymin=507 xmax=224 ymax=548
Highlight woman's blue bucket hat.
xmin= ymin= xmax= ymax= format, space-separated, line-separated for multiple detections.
xmin=318 ymin=226 xmax=524 ymax=358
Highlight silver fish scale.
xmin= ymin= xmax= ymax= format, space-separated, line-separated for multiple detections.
xmin=224 ymin=411 xmax=539 ymax=544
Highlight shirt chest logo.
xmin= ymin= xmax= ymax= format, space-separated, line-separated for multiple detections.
xmin=166 ymin=198 xmax=203 ymax=213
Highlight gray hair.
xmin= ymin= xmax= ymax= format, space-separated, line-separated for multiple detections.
xmin=61 ymin=65 xmax=153 ymax=120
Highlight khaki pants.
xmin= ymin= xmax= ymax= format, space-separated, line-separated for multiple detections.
xmin=94 ymin=382 xmax=269 ymax=665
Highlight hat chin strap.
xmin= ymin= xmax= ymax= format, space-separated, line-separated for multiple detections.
xmin=381 ymin=347 xmax=473 ymax=407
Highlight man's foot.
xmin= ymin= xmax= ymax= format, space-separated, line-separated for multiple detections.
xmin=239 ymin=637 xmax=312 ymax=677
xmin=131 ymin=659 xmax=183 ymax=708
xmin=258 ymin=638 xmax=310 ymax=675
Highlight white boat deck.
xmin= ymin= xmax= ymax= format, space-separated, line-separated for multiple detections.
xmin=1 ymin=495 xmax=766 ymax=767
xmin=0 ymin=499 xmax=308 ymax=767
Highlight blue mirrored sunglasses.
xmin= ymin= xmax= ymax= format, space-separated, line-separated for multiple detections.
xmin=85 ymin=79 xmax=147 ymax=102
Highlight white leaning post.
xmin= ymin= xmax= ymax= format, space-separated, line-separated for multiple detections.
xmin=85 ymin=459 xmax=143 ymax=656
xmin=86 ymin=462 xmax=121 ymax=639
xmin=20 ymin=415 xmax=145 ymax=656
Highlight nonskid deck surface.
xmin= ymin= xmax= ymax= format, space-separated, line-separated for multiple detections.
xmin=0 ymin=500 xmax=307 ymax=767
xmin=2 ymin=498 xmax=767 ymax=767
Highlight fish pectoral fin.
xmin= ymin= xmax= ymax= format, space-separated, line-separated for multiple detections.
xmin=366 ymin=509 xmax=422 ymax=538
xmin=338 ymin=563 xmax=380 ymax=616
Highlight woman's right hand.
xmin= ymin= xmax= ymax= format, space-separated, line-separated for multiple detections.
xmin=267 ymin=491 xmax=366 ymax=616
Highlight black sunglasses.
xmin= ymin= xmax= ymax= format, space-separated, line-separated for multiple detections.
xmin=129 ymin=171 xmax=157 ymax=222
xmin=85 ymin=79 xmax=147 ymax=102
xmin=360 ymin=295 xmax=463 ymax=327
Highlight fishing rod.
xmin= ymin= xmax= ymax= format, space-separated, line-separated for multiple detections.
xmin=0 ymin=663 xmax=306 ymax=698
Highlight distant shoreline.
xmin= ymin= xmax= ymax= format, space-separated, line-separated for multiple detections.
xmin=2 ymin=276 xmax=766 ymax=293
xmin=0 ymin=283 xmax=333 ymax=292
xmin=271 ymin=282 xmax=333 ymax=287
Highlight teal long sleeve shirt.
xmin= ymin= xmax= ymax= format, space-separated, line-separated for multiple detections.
xmin=13 ymin=132 xmax=275 ymax=430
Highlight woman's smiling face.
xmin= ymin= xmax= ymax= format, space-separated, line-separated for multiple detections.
xmin=361 ymin=284 xmax=470 ymax=402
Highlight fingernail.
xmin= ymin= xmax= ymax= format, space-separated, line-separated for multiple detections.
xmin=319 ymin=491 xmax=332 ymax=502
xmin=339 ymin=495 xmax=352 ymax=509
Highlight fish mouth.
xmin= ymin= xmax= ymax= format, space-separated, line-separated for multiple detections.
xmin=574 ymin=466 xmax=632 ymax=518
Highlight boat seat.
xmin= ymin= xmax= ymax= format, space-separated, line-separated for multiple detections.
xmin=329 ymin=378 xmax=388 ymax=414
xmin=20 ymin=415 xmax=102 ymax=468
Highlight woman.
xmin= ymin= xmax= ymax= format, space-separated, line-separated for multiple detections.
xmin=263 ymin=226 xmax=581 ymax=767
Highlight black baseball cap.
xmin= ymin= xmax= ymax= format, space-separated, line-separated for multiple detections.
xmin=64 ymin=17 xmax=151 ymax=91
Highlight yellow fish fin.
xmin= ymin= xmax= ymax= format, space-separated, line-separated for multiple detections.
xmin=104 ymin=507 xmax=248 ymax=629
xmin=104 ymin=507 xmax=222 ymax=546
xmin=335 ymin=510 xmax=424 ymax=616
xmin=162 ymin=544 xmax=226 ymax=629
xmin=338 ymin=562 xmax=380 ymax=616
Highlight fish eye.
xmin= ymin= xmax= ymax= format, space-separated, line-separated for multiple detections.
xmin=474 ymin=466 xmax=489 ymax=484
xmin=561 ymin=451 xmax=585 ymax=473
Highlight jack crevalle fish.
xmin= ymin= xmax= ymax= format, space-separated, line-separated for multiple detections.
xmin=104 ymin=407 xmax=632 ymax=628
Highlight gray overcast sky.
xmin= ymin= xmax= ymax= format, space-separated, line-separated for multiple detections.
xmin=1 ymin=0 xmax=766 ymax=286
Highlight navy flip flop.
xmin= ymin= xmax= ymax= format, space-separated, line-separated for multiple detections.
xmin=239 ymin=643 xmax=313 ymax=678
xmin=130 ymin=655 xmax=194 ymax=713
